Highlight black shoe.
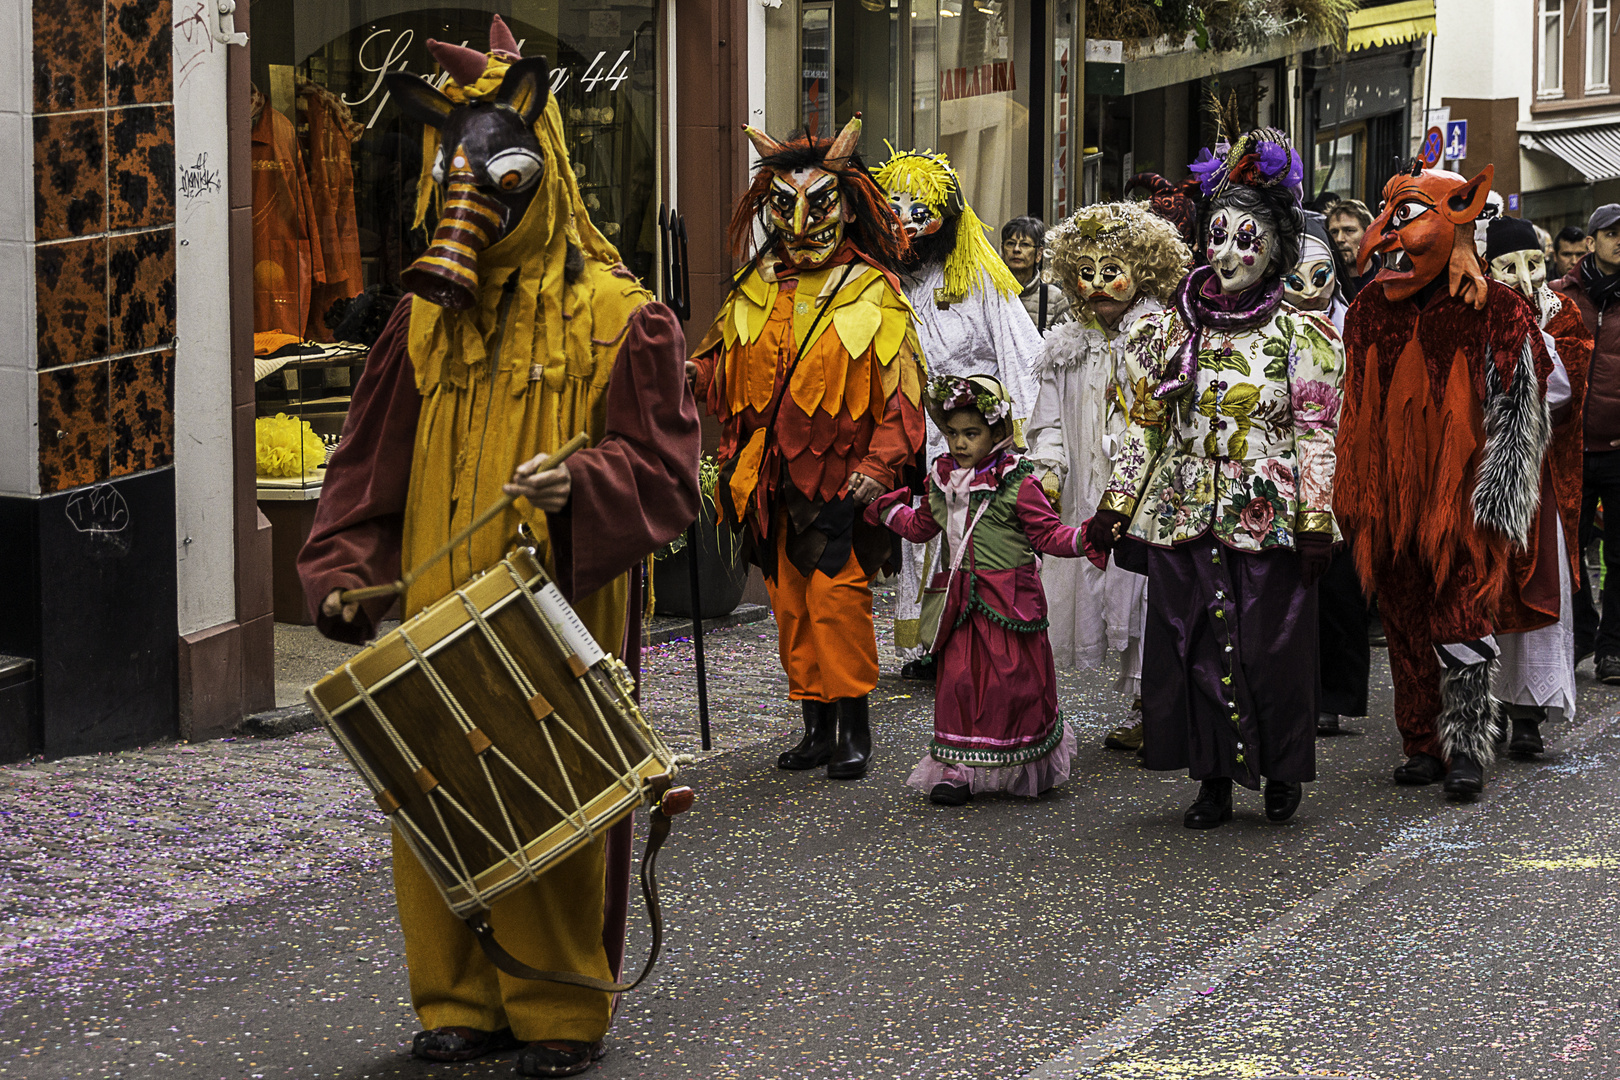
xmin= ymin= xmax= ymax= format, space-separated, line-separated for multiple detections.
xmin=411 ymin=1027 xmax=520 ymax=1063
xmin=1183 ymin=779 xmax=1234 ymax=829
xmin=778 ymin=700 xmax=836 ymax=770
xmin=1316 ymin=712 xmax=1341 ymax=736
xmin=827 ymin=696 xmax=872 ymax=780
xmin=516 ymin=1040 xmax=600 ymax=1077
xmin=1393 ymin=753 xmax=1447 ymax=785
xmin=1508 ymin=716 xmax=1545 ymax=756
xmin=1576 ymin=644 xmax=1595 ymax=668
xmin=929 ymin=782 xmax=971 ymax=806
xmin=1264 ymin=780 xmax=1303 ymax=822
xmin=899 ymin=656 xmax=937 ymax=681
xmin=1442 ymin=753 xmax=1485 ymax=796
xmin=1599 ymin=655 xmax=1620 ymax=685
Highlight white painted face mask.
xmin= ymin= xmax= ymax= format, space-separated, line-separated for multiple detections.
xmin=1489 ymin=247 xmax=1548 ymax=304
xmin=1284 ymin=234 xmax=1338 ymax=312
xmin=1205 ymin=208 xmax=1273 ymax=294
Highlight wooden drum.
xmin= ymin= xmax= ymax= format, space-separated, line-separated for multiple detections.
xmin=307 ymin=547 xmax=678 ymax=919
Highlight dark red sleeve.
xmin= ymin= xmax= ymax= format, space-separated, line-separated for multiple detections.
xmin=864 ymin=487 xmax=942 ymax=542
xmin=548 ymin=302 xmax=703 ymax=602
xmin=1015 ymin=476 xmax=1083 ymax=557
xmin=296 ymin=301 xmax=420 ymax=643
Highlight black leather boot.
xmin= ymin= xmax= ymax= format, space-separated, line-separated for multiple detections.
xmin=1264 ymin=780 xmax=1303 ymax=822
xmin=1393 ymin=752 xmax=1447 ymax=785
xmin=1183 ymin=778 xmax=1233 ymax=829
xmin=778 ymin=700 xmax=836 ymax=770
xmin=1442 ymin=752 xmax=1485 ymax=796
xmin=826 ymin=696 xmax=872 ymax=780
xmin=1506 ymin=705 xmax=1546 ymax=756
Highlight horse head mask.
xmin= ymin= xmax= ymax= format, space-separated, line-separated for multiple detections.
xmin=385 ymin=17 xmax=551 ymax=309
xmin=1358 ymin=164 xmax=1494 ymax=309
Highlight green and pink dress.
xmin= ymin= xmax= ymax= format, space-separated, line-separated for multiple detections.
xmin=867 ymin=450 xmax=1083 ymax=795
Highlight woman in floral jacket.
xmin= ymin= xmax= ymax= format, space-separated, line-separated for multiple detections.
xmin=1086 ymin=130 xmax=1344 ymax=830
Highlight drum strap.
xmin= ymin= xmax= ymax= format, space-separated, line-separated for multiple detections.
xmin=463 ymin=789 xmax=678 ymax=992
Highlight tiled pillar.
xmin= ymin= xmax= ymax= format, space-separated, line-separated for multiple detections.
xmin=0 ymin=0 xmax=181 ymax=758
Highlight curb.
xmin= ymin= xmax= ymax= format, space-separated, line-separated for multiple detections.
xmin=645 ymin=603 xmax=771 ymax=646
xmin=237 ymin=703 xmax=321 ymax=739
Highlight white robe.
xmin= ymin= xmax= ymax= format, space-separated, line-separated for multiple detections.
xmin=893 ymin=262 xmax=1044 ymax=661
xmin=1024 ymin=298 xmax=1164 ymax=689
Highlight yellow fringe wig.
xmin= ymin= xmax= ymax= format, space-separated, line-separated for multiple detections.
xmin=873 ymin=144 xmax=1021 ymax=301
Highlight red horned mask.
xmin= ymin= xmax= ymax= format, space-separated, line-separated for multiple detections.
xmin=1359 ymin=165 xmax=1494 ymax=308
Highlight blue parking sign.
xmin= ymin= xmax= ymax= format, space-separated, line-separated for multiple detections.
xmin=1444 ymin=120 xmax=1468 ymax=161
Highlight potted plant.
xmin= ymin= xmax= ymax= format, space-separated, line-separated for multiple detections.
xmin=653 ymin=455 xmax=750 ymax=618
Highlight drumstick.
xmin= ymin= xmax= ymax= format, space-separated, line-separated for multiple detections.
xmin=338 ymin=432 xmax=590 ymax=607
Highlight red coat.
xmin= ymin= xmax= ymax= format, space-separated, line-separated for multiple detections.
xmin=1552 ymin=256 xmax=1620 ymax=451
xmin=1337 ymin=278 xmax=1558 ymax=633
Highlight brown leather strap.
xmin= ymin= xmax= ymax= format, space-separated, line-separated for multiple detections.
xmin=465 ymin=799 xmax=677 ymax=992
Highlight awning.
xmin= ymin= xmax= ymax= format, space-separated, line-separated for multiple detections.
xmin=1520 ymin=124 xmax=1620 ymax=182
xmin=1346 ymin=0 xmax=1437 ymax=51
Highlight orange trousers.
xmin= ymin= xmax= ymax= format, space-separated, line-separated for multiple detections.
xmin=764 ymin=529 xmax=879 ymax=702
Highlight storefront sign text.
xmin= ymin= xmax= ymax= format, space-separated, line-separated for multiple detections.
xmin=939 ymin=61 xmax=1017 ymax=102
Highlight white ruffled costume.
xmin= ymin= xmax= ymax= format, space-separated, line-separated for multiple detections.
xmin=1024 ymin=298 xmax=1162 ymax=692
xmin=892 ymin=261 xmax=1043 ymax=662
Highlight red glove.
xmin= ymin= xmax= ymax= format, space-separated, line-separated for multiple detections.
xmin=1296 ymin=531 xmax=1333 ymax=588
xmin=1083 ymin=509 xmax=1131 ymax=557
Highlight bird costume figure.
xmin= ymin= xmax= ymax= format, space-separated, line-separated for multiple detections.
xmin=689 ymin=116 xmax=927 ymax=782
xmin=1336 ymin=164 xmax=1558 ymax=798
xmin=873 ymin=145 xmax=1042 ymax=674
xmin=297 ymin=19 xmax=701 ymax=1076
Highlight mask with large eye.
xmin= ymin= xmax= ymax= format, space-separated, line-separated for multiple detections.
xmin=1206 ymin=208 xmax=1273 ymax=294
xmin=485 ymin=147 xmax=545 ymax=193
xmin=1069 ymin=242 xmax=1139 ymax=326
xmin=889 ymin=191 xmax=942 ymax=240
xmin=1489 ymin=248 xmax=1548 ymax=304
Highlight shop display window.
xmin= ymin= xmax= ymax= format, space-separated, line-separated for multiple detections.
xmin=249 ymin=1 xmax=659 ymax=494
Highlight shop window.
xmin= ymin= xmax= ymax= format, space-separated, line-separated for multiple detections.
xmin=1541 ymin=0 xmax=1565 ymax=98
xmin=249 ymin=3 xmax=658 ymax=491
xmin=1590 ymin=0 xmax=1611 ymax=94
xmin=1313 ymin=125 xmax=1364 ymax=205
xmin=936 ymin=0 xmax=1029 ymax=231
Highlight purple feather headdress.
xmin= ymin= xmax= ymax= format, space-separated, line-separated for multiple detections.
xmin=1193 ymin=128 xmax=1303 ymax=203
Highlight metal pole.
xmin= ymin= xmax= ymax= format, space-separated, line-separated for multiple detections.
xmin=685 ymin=522 xmax=711 ymax=751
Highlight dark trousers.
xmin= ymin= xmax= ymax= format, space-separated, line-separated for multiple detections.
xmin=1317 ymin=548 xmax=1371 ymax=717
xmin=1575 ymin=450 xmax=1620 ymax=660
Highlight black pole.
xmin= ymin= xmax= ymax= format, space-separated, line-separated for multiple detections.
xmin=661 ymin=204 xmax=708 ymax=750
xmin=685 ymin=523 xmax=711 ymax=751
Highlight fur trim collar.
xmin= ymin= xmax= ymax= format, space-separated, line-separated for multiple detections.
xmin=1036 ymin=297 xmax=1162 ymax=373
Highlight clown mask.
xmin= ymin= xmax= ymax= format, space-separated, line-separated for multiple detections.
xmin=1206 ymin=207 xmax=1272 ymax=294
xmin=1072 ymin=244 xmax=1139 ymax=327
xmin=889 ymin=191 xmax=944 ymax=241
xmin=1284 ymin=234 xmax=1338 ymax=313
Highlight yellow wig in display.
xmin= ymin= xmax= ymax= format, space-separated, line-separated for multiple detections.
xmin=874 ymin=145 xmax=1021 ymax=302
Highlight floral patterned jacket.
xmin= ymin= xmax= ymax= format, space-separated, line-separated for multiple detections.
xmin=1098 ymin=299 xmax=1344 ymax=552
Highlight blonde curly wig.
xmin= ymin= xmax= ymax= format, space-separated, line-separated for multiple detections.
xmin=1044 ymin=201 xmax=1191 ymax=319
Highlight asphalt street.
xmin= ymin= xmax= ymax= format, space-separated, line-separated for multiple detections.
xmin=3 ymin=596 xmax=1619 ymax=1080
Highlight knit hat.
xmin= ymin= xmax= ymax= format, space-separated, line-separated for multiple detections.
xmin=1485 ymin=217 xmax=1541 ymax=262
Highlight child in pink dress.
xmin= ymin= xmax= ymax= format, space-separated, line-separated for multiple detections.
xmin=865 ymin=374 xmax=1086 ymax=805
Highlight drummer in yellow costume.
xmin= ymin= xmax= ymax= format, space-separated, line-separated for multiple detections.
xmin=688 ymin=117 xmax=927 ymax=781
xmin=297 ymin=19 xmax=699 ymax=1077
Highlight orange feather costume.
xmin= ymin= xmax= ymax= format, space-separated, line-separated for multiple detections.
xmin=1336 ymin=165 xmax=1558 ymax=788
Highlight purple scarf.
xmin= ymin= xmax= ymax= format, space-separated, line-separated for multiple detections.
xmin=1154 ymin=265 xmax=1285 ymax=400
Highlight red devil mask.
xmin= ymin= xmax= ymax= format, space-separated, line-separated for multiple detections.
xmin=1359 ymin=165 xmax=1494 ymax=308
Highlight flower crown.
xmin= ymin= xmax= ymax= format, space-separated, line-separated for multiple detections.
xmin=1188 ymin=128 xmax=1303 ymax=201
xmin=927 ymin=374 xmax=1010 ymax=425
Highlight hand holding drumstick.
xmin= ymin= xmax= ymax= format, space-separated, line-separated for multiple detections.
xmin=322 ymin=433 xmax=589 ymax=624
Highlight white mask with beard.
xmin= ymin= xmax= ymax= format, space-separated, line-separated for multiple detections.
xmin=1205 ymin=207 xmax=1273 ymax=294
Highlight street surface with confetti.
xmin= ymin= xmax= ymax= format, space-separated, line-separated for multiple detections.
xmin=2 ymin=588 xmax=1619 ymax=1079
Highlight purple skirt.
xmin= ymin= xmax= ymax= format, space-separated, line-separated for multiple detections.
xmin=916 ymin=564 xmax=1072 ymax=795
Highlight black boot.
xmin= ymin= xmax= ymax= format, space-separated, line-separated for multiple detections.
xmin=1264 ymin=780 xmax=1303 ymax=822
xmin=929 ymin=782 xmax=971 ymax=806
xmin=1507 ymin=705 xmax=1546 ymax=756
xmin=899 ymin=655 xmax=937 ymax=681
xmin=826 ymin=696 xmax=872 ymax=780
xmin=1393 ymin=753 xmax=1448 ymax=785
xmin=1183 ymin=778 xmax=1233 ymax=829
xmin=1442 ymin=752 xmax=1485 ymax=796
xmin=778 ymin=700 xmax=836 ymax=770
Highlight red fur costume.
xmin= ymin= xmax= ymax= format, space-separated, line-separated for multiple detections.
xmin=1336 ymin=165 xmax=1557 ymax=788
